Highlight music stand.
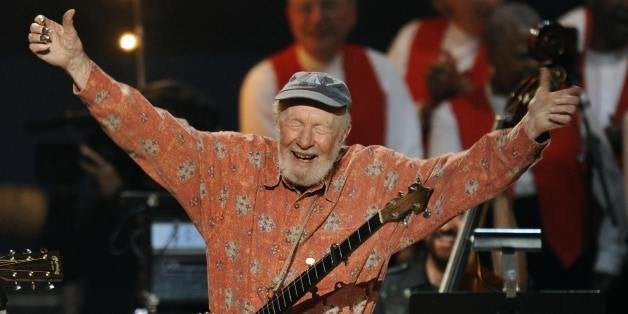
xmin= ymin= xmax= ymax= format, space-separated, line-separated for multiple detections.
xmin=471 ymin=228 xmax=542 ymax=297
xmin=409 ymin=290 xmax=605 ymax=314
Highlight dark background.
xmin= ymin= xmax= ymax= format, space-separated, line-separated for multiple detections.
xmin=1 ymin=0 xmax=582 ymax=184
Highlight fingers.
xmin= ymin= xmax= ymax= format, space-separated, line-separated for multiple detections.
xmin=29 ymin=43 xmax=51 ymax=53
xmin=29 ymin=16 xmax=53 ymax=46
xmin=28 ymin=22 xmax=51 ymax=53
xmin=62 ymin=9 xmax=76 ymax=30
xmin=554 ymin=85 xmax=583 ymax=98
xmin=547 ymin=86 xmax=582 ymax=115
xmin=28 ymin=21 xmax=50 ymax=41
xmin=34 ymin=14 xmax=46 ymax=26
xmin=549 ymin=103 xmax=577 ymax=116
xmin=553 ymin=94 xmax=580 ymax=106
xmin=549 ymin=113 xmax=573 ymax=126
xmin=29 ymin=22 xmax=45 ymax=34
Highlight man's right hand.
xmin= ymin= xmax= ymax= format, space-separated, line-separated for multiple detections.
xmin=28 ymin=9 xmax=91 ymax=90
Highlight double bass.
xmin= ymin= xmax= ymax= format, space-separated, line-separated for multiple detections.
xmin=438 ymin=20 xmax=579 ymax=293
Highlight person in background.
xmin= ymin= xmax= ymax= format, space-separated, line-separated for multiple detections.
xmin=560 ymin=0 xmax=628 ymax=311
xmin=239 ymin=0 xmax=422 ymax=157
xmin=375 ymin=214 xmax=463 ymax=314
xmin=388 ymin=0 xmax=502 ymax=149
xmin=429 ymin=3 xmax=625 ymax=292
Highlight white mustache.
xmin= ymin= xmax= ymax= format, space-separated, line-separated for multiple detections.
xmin=291 ymin=148 xmax=319 ymax=155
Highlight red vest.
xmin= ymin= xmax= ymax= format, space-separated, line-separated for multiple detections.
xmin=270 ymin=45 xmax=386 ymax=147
xmin=450 ymin=88 xmax=587 ymax=268
xmin=404 ymin=18 xmax=490 ymax=107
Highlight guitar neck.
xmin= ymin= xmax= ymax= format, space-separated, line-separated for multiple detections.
xmin=256 ymin=214 xmax=383 ymax=314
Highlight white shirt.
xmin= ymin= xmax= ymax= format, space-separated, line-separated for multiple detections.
xmin=388 ymin=19 xmax=481 ymax=80
xmin=583 ymin=50 xmax=628 ymax=130
xmin=560 ymin=7 xmax=628 ymax=131
xmin=239 ymin=46 xmax=423 ymax=158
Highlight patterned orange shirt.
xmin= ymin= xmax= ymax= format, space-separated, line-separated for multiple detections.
xmin=77 ymin=64 xmax=545 ymax=313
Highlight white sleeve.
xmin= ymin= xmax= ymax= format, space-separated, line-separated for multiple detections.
xmin=238 ymin=59 xmax=279 ymax=138
xmin=387 ymin=20 xmax=421 ymax=76
xmin=427 ymin=101 xmax=462 ymax=157
xmin=367 ymin=49 xmax=423 ymax=158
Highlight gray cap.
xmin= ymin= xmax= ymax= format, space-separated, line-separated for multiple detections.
xmin=275 ymin=71 xmax=352 ymax=109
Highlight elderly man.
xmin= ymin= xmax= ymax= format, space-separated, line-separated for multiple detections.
xmin=239 ymin=0 xmax=422 ymax=158
xmin=28 ymin=10 xmax=581 ymax=313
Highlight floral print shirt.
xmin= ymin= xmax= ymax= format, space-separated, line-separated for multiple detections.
xmin=77 ymin=64 xmax=545 ymax=313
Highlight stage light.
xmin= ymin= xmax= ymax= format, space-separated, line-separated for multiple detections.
xmin=119 ymin=32 xmax=139 ymax=52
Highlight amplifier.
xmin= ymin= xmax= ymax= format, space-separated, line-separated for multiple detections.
xmin=151 ymin=255 xmax=207 ymax=304
xmin=150 ymin=221 xmax=207 ymax=304
xmin=118 ymin=190 xmax=208 ymax=306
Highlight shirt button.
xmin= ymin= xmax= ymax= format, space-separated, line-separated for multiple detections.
xmin=294 ymin=203 xmax=300 ymax=209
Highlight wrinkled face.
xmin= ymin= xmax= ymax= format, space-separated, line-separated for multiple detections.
xmin=489 ymin=27 xmax=538 ymax=95
xmin=426 ymin=214 xmax=464 ymax=266
xmin=286 ymin=0 xmax=357 ymax=61
xmin=277 ymin=100 xmax=350 ymax=188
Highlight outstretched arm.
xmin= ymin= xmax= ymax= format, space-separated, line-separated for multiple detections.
xmin=27 ymin=9 xmax=208 ymax=227
xmin=28 ymin=9 xmax=90 ymax=90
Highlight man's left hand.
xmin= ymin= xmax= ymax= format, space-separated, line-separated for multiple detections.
xmin=522 ymin=67 xmax=583 ymax=140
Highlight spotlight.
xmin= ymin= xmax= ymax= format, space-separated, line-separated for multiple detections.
xmin=119 ymin=32 xmax=139 ymax=52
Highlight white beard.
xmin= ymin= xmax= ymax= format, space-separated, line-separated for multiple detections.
xmin=278 ymin=142 xmax=343 ymax=188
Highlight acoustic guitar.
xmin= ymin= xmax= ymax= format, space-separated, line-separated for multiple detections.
xmin=0 ymin=249 xmax=63 ymax=291
xmin=255 ymin=180 xmax=433 ymax=314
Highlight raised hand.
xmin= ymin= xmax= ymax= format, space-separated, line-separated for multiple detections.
xmin=28 ymin=9 xmax=91 ymax=89
xmin=522 ymin=67 xmax=582 ymax=140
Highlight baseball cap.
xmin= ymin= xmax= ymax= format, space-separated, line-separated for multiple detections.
xmin=275 ymin=71 xmax=352 ymax=109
